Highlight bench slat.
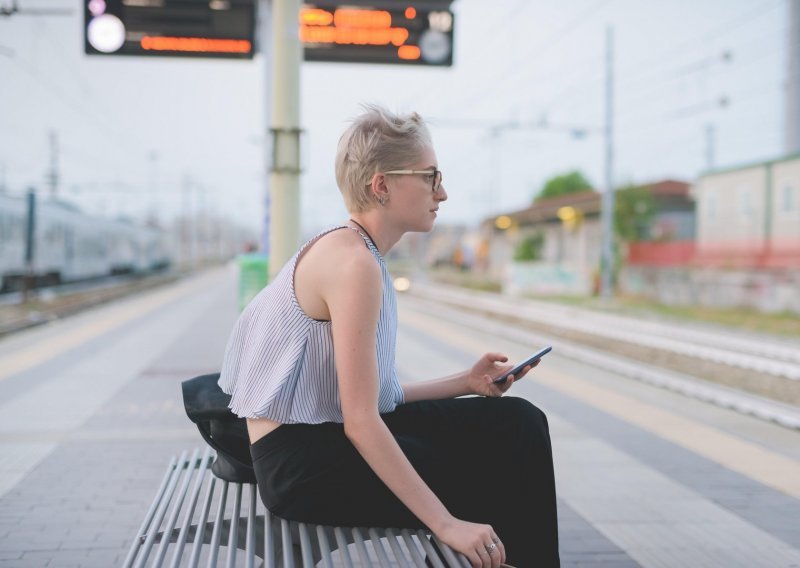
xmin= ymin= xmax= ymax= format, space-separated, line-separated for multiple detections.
xmin=366 ymin=528 xmax=394 ymax=568
xmin=384 ymin=528 xmax=411 ymax=565
xmin=187 ymin=473 xmax=216 ymax=568
xmin=225 ymin=483 xmax=242 ymax=568
xmin=350 ymin=527 xmax=371 ymax=566
xmin=122 ymin=455 xmax=178 ymax=568
xmin=206 ymin=480 xmax=229 ymax=567
xmin=264 ymin=507 xmax=276 ymax=567
xmin=400 ymin=529 xmax=427 ymax=567
xmin=435 ymin=537 xmax=470 ymax=568
xmin=169 ymin=448 xmax=213 ymax=568
xmin=297 ymin=522 xmax=315 ymax=568
xmin=245 ymin=485 xmax=257 ymax=568
xmin=280 ymin=518 xmax=296 ymax=568
xmin=316 ymin=525 xmax=335 ymax=568
xmin=126 ymin=451 xmax=471 ymax=567
xmin=417 ymin=529 xmax=447 ymax=568
xmin=135 ymin=449 xmax=190 ymax=568
xmin=155 ymin=448 xmax=201 ymax=567
xmin=333 ymin=527 xmax=355 ymax=568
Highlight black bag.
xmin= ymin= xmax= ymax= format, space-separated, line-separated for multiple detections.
xmin=182 ymin=373 xmax=257 ymax=484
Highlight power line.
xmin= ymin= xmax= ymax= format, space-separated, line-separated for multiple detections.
xmin=443 ymin=0 xmax=613 ymax=114
xmin=537 ymin=0 xmax=784 ymax=122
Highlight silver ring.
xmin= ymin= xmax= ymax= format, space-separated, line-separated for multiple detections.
xmin=485 ymin=543 xmax=497 ymax=554
xmin=492 ymin=537 xmax=500 ymax=545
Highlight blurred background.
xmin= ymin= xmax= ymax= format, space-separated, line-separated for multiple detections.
xmin=0 ymin=0 xmax=798 ymax=323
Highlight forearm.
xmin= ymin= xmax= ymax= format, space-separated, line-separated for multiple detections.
xmin=345 ymin=416 xmax=453 ymax=533
xmin=401 ymin=371 xmax=471 ymax=403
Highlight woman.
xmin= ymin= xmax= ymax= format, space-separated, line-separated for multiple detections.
xmin=219 ymin=105 xmax=559 ymax=567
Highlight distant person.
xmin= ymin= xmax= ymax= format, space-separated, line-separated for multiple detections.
xmin=219 ymin=105 xmax=559 ymax=567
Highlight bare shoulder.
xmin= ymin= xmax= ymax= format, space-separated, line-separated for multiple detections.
xmin=295 ymin=228 xmax=381 ymax=316
xmin=305 ymin=229 xmax=380 ymax=281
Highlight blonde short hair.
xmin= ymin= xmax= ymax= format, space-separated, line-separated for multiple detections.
xmin=335 ymin=104 xmax=432 ymax=213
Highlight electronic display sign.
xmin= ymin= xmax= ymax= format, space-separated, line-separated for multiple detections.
xmin=84 ymin=0 xmax=256 ymax=59
xmin=300 ymin=3 xmax=454 ymax=66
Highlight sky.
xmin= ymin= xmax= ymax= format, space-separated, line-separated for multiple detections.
xmin=0 ymin=0 xmax=790 ymax=236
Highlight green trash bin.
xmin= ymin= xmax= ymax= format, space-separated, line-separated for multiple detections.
xmin=237 ymin=253 xmax=269 ymax=311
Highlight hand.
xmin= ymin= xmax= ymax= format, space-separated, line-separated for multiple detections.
xmin=436 ymin=517 xmax=506 ymax=568
xmin=467 ymin=352 xmax=539 ymax=397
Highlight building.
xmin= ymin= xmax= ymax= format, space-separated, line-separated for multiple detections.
xmin=692 ymin=155 xmax=800 ymax=269
xmin=680 ymin=154 xmax=800 ymax=312
xmin=483 ymin=180 xmax=693 ymax=296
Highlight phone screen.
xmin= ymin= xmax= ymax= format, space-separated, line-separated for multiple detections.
xmin=492 ymin=346 xmax=552 ymax=384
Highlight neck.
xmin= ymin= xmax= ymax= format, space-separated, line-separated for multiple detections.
xmin=347 ymin=212 xmax=402 ymax=256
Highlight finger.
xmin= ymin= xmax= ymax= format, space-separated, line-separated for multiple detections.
xmin=490 ymin=547 xmax=500 ymax=568
xmin=487 ymin=352 xmax=508 ymax=363
xmin=512 ymin=365 xmax=532 ymax=382
xmin=495 ymin=536 xmax=507 ymax=564
xmin=488 ymin=376 xmax=508 ymax=397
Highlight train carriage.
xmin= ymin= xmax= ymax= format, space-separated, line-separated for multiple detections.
xmin=0 ymin=194 xmax=171 ymax=292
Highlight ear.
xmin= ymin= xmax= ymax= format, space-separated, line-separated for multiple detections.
xmin=369 ymin=172 xmax=390 ymax=200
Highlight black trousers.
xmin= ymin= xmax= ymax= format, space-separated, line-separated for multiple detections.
xmin=250 ymin=396 xmax=560 ymax=567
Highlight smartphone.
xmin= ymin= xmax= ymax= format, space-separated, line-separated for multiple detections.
xmin=492 ymin=346 xmax=552 ymax=384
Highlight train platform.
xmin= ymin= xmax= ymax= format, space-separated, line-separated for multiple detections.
xmin=0 ymin=265 xmax=799 ymax=567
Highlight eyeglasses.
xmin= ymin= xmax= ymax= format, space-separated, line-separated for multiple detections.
xmin=384 ymin=169 xmax=443 ymax=193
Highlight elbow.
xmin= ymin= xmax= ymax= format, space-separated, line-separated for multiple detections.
xmin=343 ymin=413 xmax=380 ymax=443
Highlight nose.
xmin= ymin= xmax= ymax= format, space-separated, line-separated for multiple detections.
xmin=436 ymin=182 xmax=447 ymax=201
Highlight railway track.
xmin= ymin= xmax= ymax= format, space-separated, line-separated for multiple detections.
xmin=409 ymin=282 xmax=800 ymax=378
xmin=0 ymin=272 xmax=181 ymax=337
xmin=404 ymin=282 xmax=800 ymax=429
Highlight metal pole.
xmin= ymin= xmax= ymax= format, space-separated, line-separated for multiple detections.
xmin=22 ymin=188 xmax=36 ymax=302
xmin=268 ymin=0 xmax=302 ymax=279
xmin=600 ymin=25 xmax=615 ymax=299
xmin=258 ymin=0 xmax=273 ymax=257
xmin=705 ymin=123 xmax=715 ymax=171
xmin=786 ymin=0 xmax=800 ymax=154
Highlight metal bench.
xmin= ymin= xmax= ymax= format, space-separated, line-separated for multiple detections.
xmin=123 ymin=447 xmax=470 ymax=567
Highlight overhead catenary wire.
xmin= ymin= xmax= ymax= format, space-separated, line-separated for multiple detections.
xmin=537 ymin=0 xmax=784 ymax=122
xmin=440 ymin=0 xmax=613 ymax=114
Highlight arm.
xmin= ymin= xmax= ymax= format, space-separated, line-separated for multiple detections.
xmin=322 ymin=247 xmax=502 ymax=565
xmin=402 ymin=354 xmax=540 ymax=404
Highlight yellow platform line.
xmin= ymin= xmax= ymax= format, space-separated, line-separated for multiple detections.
xmin=0 ymin=279 xmax=196 ymax=382
xmin=399 ymin=307 xmax=800 ymax=500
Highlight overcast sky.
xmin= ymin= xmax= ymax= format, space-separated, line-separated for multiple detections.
xmin=0 ymin=0 xmax=789 ymax=235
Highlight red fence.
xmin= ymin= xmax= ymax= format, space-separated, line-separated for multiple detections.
xmin=627 ymin=241 xmax=695 ymax=266
xmin=628 ymin=240 xmax=800 ymax=268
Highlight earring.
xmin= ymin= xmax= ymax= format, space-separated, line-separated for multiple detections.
xmin=377 ymin=195 xmax=387 ymax=206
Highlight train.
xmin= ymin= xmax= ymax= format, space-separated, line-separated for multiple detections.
xmin=0 ymin=193 xmax=171 ymax=292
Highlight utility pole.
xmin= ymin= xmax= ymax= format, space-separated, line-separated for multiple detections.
xmin=786 ymin=0 xmax=800 ymax=154
xmin=22 ymin=189 xmax=36 ymax=302
xmin=148 ymin=150 xmax=159 ymax=226
xmin=182 ymin=174 xmax=193 ymax=271
xmin=259 ymin=0 xmax=273 ymax=257
xmin=267 ymin=0 xmax=302 ymax=279
xmin=600 ymin=26 xmax=615 ymax=299
xmin=705 ymin=123 xmax=715 ymax=171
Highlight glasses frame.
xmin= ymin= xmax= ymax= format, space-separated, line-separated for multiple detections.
xmin=384 ymin=169 xmax=443 ymax=193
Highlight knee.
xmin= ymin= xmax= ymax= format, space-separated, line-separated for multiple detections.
xmin=492 ymin=397 xmax=550 ymax=435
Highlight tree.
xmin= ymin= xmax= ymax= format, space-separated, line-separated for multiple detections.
xmin=535 ymin=170 xmax=592 ymax=202
xmin=614 ymin=184 xmax=656 ymax=242
xmin=513 ymin=231 xmax=545 ymax=261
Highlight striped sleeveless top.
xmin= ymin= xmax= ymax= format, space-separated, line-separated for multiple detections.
xmin=218 ymin=225 xmax=405 ymax=423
